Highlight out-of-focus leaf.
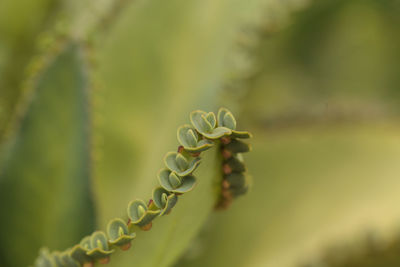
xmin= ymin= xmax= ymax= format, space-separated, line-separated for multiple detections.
xmin=0 ymin=44 xmax=96 ymax=267
xmin=0 ymin=0 xmax=58 ymax=138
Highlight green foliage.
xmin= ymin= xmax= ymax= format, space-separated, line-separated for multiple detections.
xmin=0 ymin=44 xmax=95 ymax=267
xmin=158 ymin=169 xmax=197 ymax=194
xmin=127 ymin=200 xmax=161 ymax=229
xmin=30 ymin=108 xmax=252 ymax=266
xmin=107 ymin=218 xmax=136 ymax=249
xmin=0 ymin=0 xmax=263 ymax=265
xmin=177 ymin=125 xmax=214 ymax=153
xmin=218 ymin=107 xmax=252 ymax=138
xmin=0 ymin=0 xmax=59 ymax=139
xmin=164 ymin=152 xmax=201 ymax=176
xmin=190 ymin=110 xmax=232 ymax=139
xmin=152 ymin=187 xmax=178 ymax=216
xmin=86 ymin=232 xmax=114 ymax=263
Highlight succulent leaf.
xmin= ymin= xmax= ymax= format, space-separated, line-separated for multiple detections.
xmin=169 ymin=172 xmax=182 ymax=188
xmin=223 ymin=112 xmax=237 ymax=130
xmin=158 ymin=169 xmax=197 ymax=193
xmin=107 ymin=218 xmax=136 ymax=247
xmin=87 ymin=231 xmax=114 ymax=260
xmin=225 ymin=172 xmax=247 ymax=189
xmin=60 ymin=252 xmax=80 ymax=267
xmin=230 ymin=185 xmax=249 ymax=197
xmin=187 ymin=129 xmax=198 ymax=147
xmin=52 ymin=251 xmax=64 ymax=267
xmin=224 ymin=139 xmax=251 ymax=153
xmin=177 ymin=125 xmax=214 ymax=153
xmin=217 ymin=107 xmax=252 ymax=138
xmin=70 ymin=238 xmax=92 ymax=264
xmin=153 ymin=187 xmax=178 ymax=216
xmin=190 ymin=110 xmax=232 ymax=139
xmin=225 ymin=156 xmax=247 ymax=173
xmin=206 ymin=112 xmax=217 ymax=128
xmin=203 ymin=127 xmax=232 ymax=139
xmin=164 ymin=152 xmax=201 ymax=176
xmin=176 ymin=153 xmax=189 ymax=170
xmin=161 ymin=193 xmax=168 ymax=206
xmin=80 ymin=236 xmax=92 ymax=251
xmin=190 ymin=110 xmax=213 ymax=133
xmin=127 ymin=200 xmax=160 ymax=227
xmin=34 ymin=248 xmax=55 ymax=267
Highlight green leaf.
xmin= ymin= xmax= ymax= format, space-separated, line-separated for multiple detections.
xmin=127 ymin=200 xmax=160 ymax=227
xmin=224 ymin=139 xmax=251 ymax=153
xmin=107 ymin=218 xmax=136 ymax=247
xmin=0 ymin=43 xmax=96 ymax=267
xmin=0 ymin=0 xmax=58 ymax=140
xmin=205 ymin=112 xmax=217 ymax=129
xmin=164 ymin=152 xmax=201 ymax=176
xmin=177 ymin=125 xmax=214 ymax=153
xmin=158 ymin=169 xmax=197 ymax=194
xmin=203 ymin=127 xmax=232 ymax=139
xmin=152 ymin=187 xmax=178 ymax=216
xmin=191 ymin=110 xmax=214 ymax=134
xmin=87 ymin=231 xmax=114 ymax=259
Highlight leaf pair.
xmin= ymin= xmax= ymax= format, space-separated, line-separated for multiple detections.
xmin=189 ymin=108 xmax=251 ymax=140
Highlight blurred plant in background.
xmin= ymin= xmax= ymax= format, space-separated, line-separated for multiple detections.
xmin=1 ymin=0 xmax=400 ymax=266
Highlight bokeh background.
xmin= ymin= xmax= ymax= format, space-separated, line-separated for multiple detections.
xmin=1 ymin=0 xmax=400 ymax=266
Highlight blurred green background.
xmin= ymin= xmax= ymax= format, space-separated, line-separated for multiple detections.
xmin=1 ymin=0 xmax=400 ymax=266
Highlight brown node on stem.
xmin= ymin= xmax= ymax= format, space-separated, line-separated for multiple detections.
xmin=222 ymin=180 xmax=230 ymax=189
xmin=140 ymin=222 xmax=152 ymax=231
xmin=177 ymin=146 xmax=185 ymax=153
xmin=190 ymin=152 xmax=201 ymax=157
xmin=221 ymin=149 xmax=232 ymax=159
xmin=99 ymin=257 xmax=110 ymax=264
xmin=221 ymin=189 xmax=233 ymax=200
xmin=220 ymin=136 xmax=231 ymax=145
xmin=120 ymin=242 xmax=131 ymax=251
xmin=223 ymin=164 xmax=232 ymax=175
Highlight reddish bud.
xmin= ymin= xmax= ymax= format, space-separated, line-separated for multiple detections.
xmin=220 ymin=137 xmax=231 ymax=145
xmin=140 ymin=222 xmax=152 ymax=231
xmin=223 ymin=164 xmax=232 ymax=174
xmin=120 ymin=242 xmax=131 ymax=251
xmin=190 ymin=152 xmax=201 ymax=157
xmin=222 ymin=180 xmax=230 ymax=189
xmin=177 ymin=146 xmax=185 ymax=153
xmin=221 ymin=149 xmax=232 ymax=159
xmin=99 ymin=257 xmax=110 ymax=264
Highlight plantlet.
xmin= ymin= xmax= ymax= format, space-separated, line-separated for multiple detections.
xmin=107 ymin=219 xmax=136 ymax=250
xmin=32 ymin=108 xmax=252 ymax=267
